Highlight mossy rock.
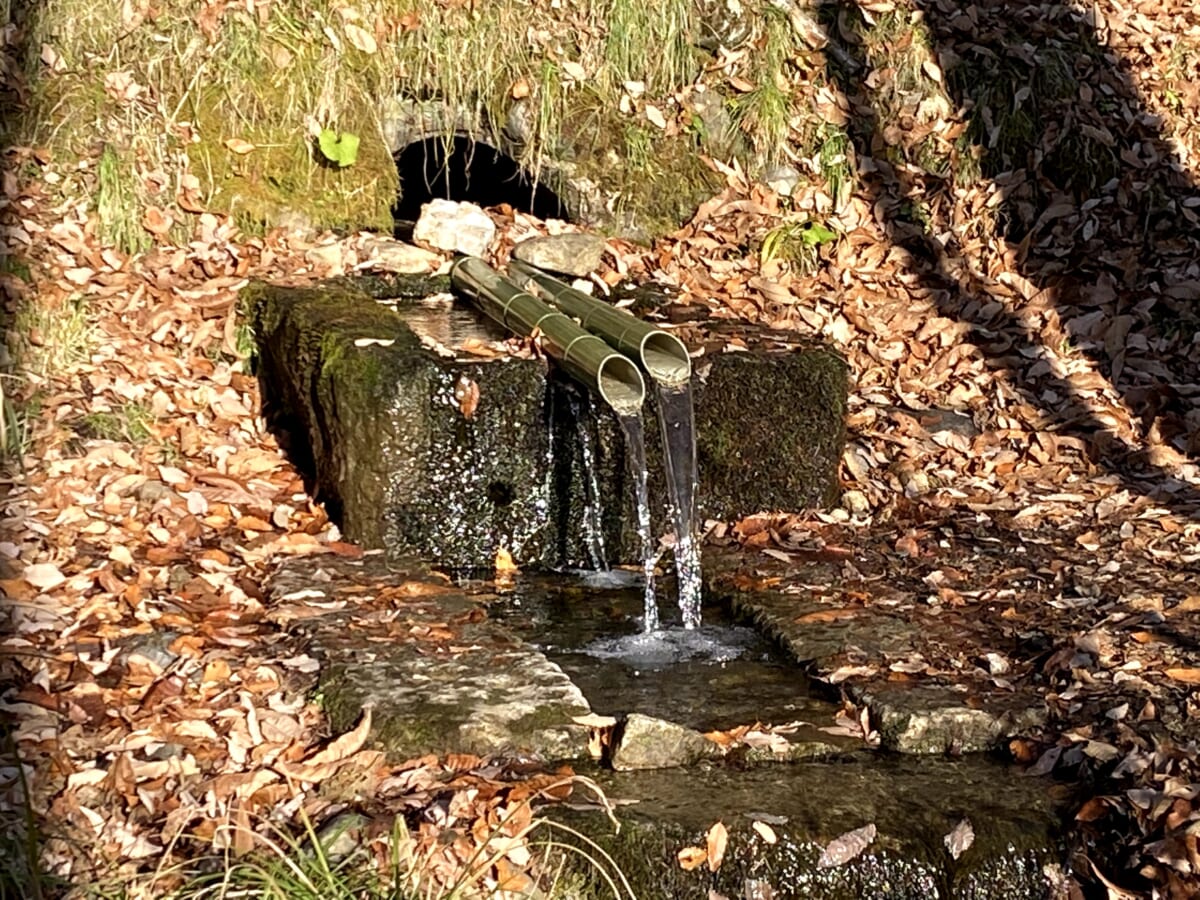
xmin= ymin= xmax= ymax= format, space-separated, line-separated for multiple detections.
xmin=246 ymin=280 xmax=846 ymax=569
xmin=547 ymin=759 xmax=1068 ymax=899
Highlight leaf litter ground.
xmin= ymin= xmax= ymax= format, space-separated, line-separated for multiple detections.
xmin=4 ymin=0 xmax=1200 ymax=896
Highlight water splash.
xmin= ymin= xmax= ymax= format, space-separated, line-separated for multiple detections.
xmin=655 ymin=382 xmax=702 ymax=628
xmin=582 ymin=623 xmax=758 ymax=670
xmin=568 ymin=391 xmax=608 ymax=571
xmin=618 ymin=413 xmax=658 ymax=632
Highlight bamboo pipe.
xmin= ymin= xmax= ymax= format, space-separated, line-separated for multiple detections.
xmin=507 ymin=259 xmax=692 ymax=389
xmin=450 ymin=257 xmax=645 ymax=416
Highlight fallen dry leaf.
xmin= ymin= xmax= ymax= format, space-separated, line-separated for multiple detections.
xmin=943 ymin=818 xmax=974 ymax=860
xmin=818 ymin=824 xmax=876 ymax=868
xmin=224 ymin=138 xmax=257 ymax=155
xmin=706 ymin=821 xmax=728 ymax=872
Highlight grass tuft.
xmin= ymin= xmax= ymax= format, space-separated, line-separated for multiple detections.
xmin=96 ymin=144 xmax=151 ymax=256
xmin=74 ymin=402 xmax=155 ymax=444
xmin=603 ymin=0 xmax=697 ymax=93
xmin=760 ymin=217 xmax=839 ymax=274
xmin=13 ymin=0 xmax=767 ymax=239
xmin=154 ymin=775 xmax=631 ymax=900
xmin=731 ymin=7 xmax=803 ymax=163
xmin=13 ymin=294 xmax=93 ymax=378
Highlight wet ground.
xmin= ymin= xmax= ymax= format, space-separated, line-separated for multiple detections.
xmin=555 ymin=756 xmax=1071 ymax=899
xmin=270 ymin=552 xmax=1077 ymax=897
xmin=482 ymin=574 xmax=835 ymax=733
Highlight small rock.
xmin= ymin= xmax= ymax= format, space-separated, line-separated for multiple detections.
xmin=305 ymin=241 xmax=351 ymax=275
xmin=357 ymin=236 xmax=443 ymax=274
xmin=413 ymin=199 xmax=495 ymax=258
xmin=312 ymin=811 xmax=369 ymax=862
xmin=131 ymin=479 xmax=172 ymax=504
xmin=512 ymin=233 xmax=607 ymax=277
xmin=610 ymin=713 xmax=719 ymax=771
xmin=117 ymin=631 xmax=180 ymax=672
xmin=146 ymin=742 xmax=185 ymax=761
xmin=842 ymin=489 xmax=870 ymax=515
xmin=761 ymin=164 xmax=802 ymax=198
xmin=857 ymin=683 xmax=1046 ymax=754
xmin=983 ymin=652 xmax=1011 ymax=676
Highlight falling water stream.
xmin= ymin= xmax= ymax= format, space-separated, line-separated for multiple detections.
xmin=655 ymin=382 xmax=702 ymax=629
xmin=568 ymin=392 xmax=608 ymax=571
xmin=617 ymin=413 xmax=658 ymax=632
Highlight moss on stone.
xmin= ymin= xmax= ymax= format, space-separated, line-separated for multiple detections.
xmin=695 ymin=348 xmax=848 ymax=514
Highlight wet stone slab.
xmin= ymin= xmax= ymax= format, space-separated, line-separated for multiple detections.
xmin=552 ymin=757 xmax=1070 ymax=900
xmin=711 ymin=558 xmax=1049 ymax=754
xmin=267 ymin=554 xmax=590 ymax=761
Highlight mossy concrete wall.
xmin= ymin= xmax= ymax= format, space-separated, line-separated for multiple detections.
xmin=246 ymin=281 xmax=846 ymax=569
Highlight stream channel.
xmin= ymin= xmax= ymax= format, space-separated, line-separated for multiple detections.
xmin=478 ymin=575 xmax=1072 ymax=900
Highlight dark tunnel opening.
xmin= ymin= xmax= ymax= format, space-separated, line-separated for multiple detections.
xmin=391 ymin=135 xmax=568 ymax=226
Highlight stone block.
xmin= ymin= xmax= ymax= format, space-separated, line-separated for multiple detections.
xmin=245 ymin=280 xmax=847 ymax=569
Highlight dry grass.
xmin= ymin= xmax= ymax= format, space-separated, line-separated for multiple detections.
xmin=12 ymin=0 xmax=861 ymax=240
xmin=10 ymin=0 xmax=1130 ymax=244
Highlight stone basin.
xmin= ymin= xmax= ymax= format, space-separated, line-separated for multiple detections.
xmin=245 ymin=277 xmax=847 ymax=570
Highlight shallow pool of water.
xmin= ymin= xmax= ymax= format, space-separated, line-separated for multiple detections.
xmin=480 ymin=574 xmax=834 ymax=733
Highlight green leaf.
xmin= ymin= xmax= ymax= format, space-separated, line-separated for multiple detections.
xmin=801 ymin=223 xmax=838 ymax=246
xmin=318 ymin=128 xmax=360 ymax=167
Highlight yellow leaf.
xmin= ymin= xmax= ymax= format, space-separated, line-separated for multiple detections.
xmin=307 ymin=706 xmax=373 ymax=766
xmin=495 ymin=547 xmax=519 ymax=575
xmin=752 ymin=821 xmax=777 ymax=844
xmin=677 ymin=846 xmax=707 ymax=871
xmin=455 ymin=376 xmax=480 ymax=419
xmin=1165 ymin=668 xmax=1200 ymax=685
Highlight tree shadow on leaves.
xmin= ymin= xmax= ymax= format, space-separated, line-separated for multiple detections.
xmin=821 ymin=0 xmax=1200 ymax=517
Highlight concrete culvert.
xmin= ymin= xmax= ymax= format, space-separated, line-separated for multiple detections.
xmin=392 ymin=135 xmax=567 ymax=224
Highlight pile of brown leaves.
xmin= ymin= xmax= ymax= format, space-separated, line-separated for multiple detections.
xmin=0 ymin=172 xmax=588 ymax=895
xmin=4 ymin=0 xmax=1200 ymax=895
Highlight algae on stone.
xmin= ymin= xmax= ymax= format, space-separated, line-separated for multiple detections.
xmin=694 ymin=349 xmax=847 ymax=513
xmin=547 ymin=759 xmax=1067 ymax=899
xmin=246 ymin=281 xmax=559 ymax=567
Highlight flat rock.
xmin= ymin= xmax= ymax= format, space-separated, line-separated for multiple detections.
xmin=610 ymin=713 xmax=720 ymax=771
xmin=551 ymin=757 xmax=1069 ymax=899
xmin=848 ymin=682 xmax=1047 ymax=755
xmin=356 ymin=236 xmax=443 ymax=274
xmin=268 ymin=554 xmax=592 ymax=761
xmin=413 ymin=199 xmax=495 ymax=257
xmin=717 ymin=569 xmax=1049 ymax=754
xmin=512 ymin=233 xmax=606 ymax=277
xmin=761 ymin=163 xmax=802 ymax=197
